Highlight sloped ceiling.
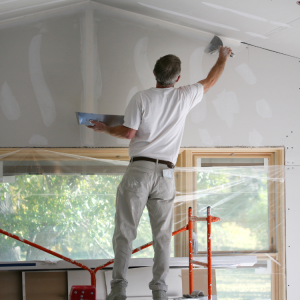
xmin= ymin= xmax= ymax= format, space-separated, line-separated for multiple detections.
xmin=92 ymin=0 xmax=300 ymax=58
xmin=0 ymin=0 xmax=299 ymax=58
xmin=0 ymin=0 xmax=88 ymax=20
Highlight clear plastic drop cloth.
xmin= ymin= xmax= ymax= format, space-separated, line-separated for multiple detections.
xmin=0 ymin=149 xmax=285 ymax=300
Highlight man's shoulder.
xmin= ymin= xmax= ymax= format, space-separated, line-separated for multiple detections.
xmin=178 ymin=82 xmax=202 ymax=90
xmin=137 ymin=88 xmax=157 ymax=99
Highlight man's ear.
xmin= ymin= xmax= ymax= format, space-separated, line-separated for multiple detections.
xmin=176 ymin=75 xmax=181 ymax=82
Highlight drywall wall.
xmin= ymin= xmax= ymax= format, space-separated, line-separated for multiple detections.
xmin=0 ymin=2 xmax=299 ymax=298
xmin=0 ymin=4 xmax=85 ymax=147
xmin=0 ymin=2 xmax=299 ymax=154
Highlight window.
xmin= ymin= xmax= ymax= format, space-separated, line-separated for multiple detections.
xmin=0 ymin=148 xmax=155 ymax=261
xmin=196 ymin=157 xmax=270 ymax=252
xmin=0 ymin=148 xmax=285 ymax=300
xmin=174 ymin=148 xmax=285 ymax=300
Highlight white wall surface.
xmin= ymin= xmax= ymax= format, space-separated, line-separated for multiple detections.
xmin=0 ymin=2 xmax=298 ymax=298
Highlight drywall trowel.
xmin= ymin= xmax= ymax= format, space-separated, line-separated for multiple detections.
xmin=76 ymin=112 xmax=124 ymax=126
xmin=204 ymin=35 xmax=235 ymax=57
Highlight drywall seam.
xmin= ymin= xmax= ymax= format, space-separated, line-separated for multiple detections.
xmin=202 ymin=2 xmax=267 ymax=22
xmin=212 ymin=90 xmax=239 ymax=128
xmin=90 ymin=1 xmax=241 ymax=46
xmin=29 ymin=34 xmax=56 ymax=127
xmin=189 ymin=47 xmax=206 ymax=123
xmin=245 ymin=32 xmax=268 ymax=39
xmin=0 ymin=0 xmax=87 ymax=17
xmin=134 ymin=37 xmax=152 ymax=90
xmin=249 ymin=129 xmax=263 ymax=147
xmin=29 ymin=134 xmax=48 ymax=146
xmin=0 ymin=0 xmax=19 ymax=4
xmin=0 ymin=1 xmax=89 ymax=29
xmin=79 ymin=3 xmax=97 ymax=146
xmin=0 ymin=81 xmax=21 ymax=120
xmin=138 ymin=2 xmax=239 ymax=31
xmin=235 ymin=63 xmax=257 ymax=85
xmin=256 ymin=99 xmax=272 ymax=119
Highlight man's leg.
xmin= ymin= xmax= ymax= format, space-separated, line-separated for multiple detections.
xmin=147 ymin=170 xmax=176 ymax=293
xmin=111 ymin=166 xmax=151 ymax=290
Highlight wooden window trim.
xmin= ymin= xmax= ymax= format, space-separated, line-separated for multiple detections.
xmin=175 ymin=147 xmax=285 ymax=300
xmin=0 ymin=148 xmax=131 ymax=161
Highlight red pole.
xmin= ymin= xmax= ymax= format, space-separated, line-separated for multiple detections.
xmin=0 ymin=228 xmax=97 ymax=286
xmin=188 ymin=207 xmax=193 ymax=294
xmin=207 ymin=206 xmax=212 ymax=300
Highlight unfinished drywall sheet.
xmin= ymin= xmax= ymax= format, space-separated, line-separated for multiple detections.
xmin=0 ymin=2 xmax=299 ymax=156
xmin=91 ymin=2 xmax=213 ymax=148
xmin=92 ymin=2 xmax=299 ymax=158
xmin=183 ymin=46 xmax=299 ymax=151
xmin=0 ymin=4 xmax=85 ymax=147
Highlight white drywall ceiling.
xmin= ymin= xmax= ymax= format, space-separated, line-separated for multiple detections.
xmin=91 ymin=0 xmax=300 ymax=58
xmin=0 ymin=0 xmax=87 ymax=21
xmin=0 ymin=0 xmax=298 ymax=57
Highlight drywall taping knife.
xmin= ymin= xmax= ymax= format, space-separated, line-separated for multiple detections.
xmin=205 ymin=35 xmax=235 ymax=57
xmin=76 ymin=112 xmax=124 ymax=126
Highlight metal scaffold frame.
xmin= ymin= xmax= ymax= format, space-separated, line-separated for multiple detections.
xmin=0 ymin=206 xmax=220 ymax=300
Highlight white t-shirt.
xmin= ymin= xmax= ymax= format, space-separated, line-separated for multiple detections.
xmin=123 ymin=83 xmax=204 ymax=164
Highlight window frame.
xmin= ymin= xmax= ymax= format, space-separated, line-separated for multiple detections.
xmin=0 ymin=147 xmax=286 ymax=300
xmin=174 ymin=147 xmax=285 ymax=300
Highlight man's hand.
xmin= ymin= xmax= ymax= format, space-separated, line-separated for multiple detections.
xmin=218 ymin=46 xmax=232 ymax=62
xmin=87 ymin=120 xmax=107 ymax=132
xmin=87 ymin=120 xmax=137 ymax=139
xmin=198 ymin=46 xmax=232 ymax=93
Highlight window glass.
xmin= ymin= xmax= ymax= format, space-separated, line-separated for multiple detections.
xmin=0 ymin=147 xmax=159 ymax=262
xmin=0 ymin=173 xmax=155 ymax=261
xmin=216 ymin=268 xmax=272 ymax=300
xmin=196 ymin=158 xmax=270 ymax=251
xmin=0 ymin=150 xmax=282 ymax=264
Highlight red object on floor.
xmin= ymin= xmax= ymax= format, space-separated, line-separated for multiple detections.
xmin=69 ymin=285 xmax=96 ymax=300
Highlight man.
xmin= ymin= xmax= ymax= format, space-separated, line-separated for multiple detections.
xmin=88 ymin=46 xmax=232 ymax=300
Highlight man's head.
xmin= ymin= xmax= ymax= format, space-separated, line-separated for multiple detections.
xmin=153 ymin=54 xmax=181 ymax=87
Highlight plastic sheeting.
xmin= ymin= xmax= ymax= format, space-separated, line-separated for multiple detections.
xmin=0 ymin=148 xmax=285 ymax=299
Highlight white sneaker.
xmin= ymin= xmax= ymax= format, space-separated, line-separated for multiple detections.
xmin=106 ymin=282 xmax=127 ymax=300
xmin=152 ymin=290 xmax=168 ymax=300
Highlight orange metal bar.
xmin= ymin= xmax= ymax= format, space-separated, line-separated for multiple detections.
xmin=1 ymin=208 xmax=220 ymax=298
xmin=190 ymin=260 xmax=208 ymax=267
xmin=189 ymin=207 xmax=220 ymax=298
xmin=207 ymin=206 xmax=212 ymax=300
xmin=188 ymin=207 xmax=193 ymax=295
xmin=94 ymin=225 xmax=188 ymax=273
xmin=190 ymin=216 xmax=220 ymax=223
xmin=0 ymin=225 xmax=188 ymax=286
xmin=0 ymin=228 xmax=97 ymax=286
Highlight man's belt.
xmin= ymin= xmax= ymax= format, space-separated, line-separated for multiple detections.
xmin=131 ymin=156 xmax=175 ymax=169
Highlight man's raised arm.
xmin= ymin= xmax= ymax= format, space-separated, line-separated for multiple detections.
xmin=198 ymin=46 xmax=232 ymax=93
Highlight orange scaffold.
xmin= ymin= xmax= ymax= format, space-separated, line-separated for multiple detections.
xmin=0 ymin=206 xmax=220 ymax=300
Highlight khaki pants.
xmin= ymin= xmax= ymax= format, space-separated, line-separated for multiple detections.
xmin=111 ymin=160 xmax=176 ymax=291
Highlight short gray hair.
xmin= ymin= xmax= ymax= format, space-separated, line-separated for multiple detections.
xmin=153 ymin=54 xmax=181 ymax=87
